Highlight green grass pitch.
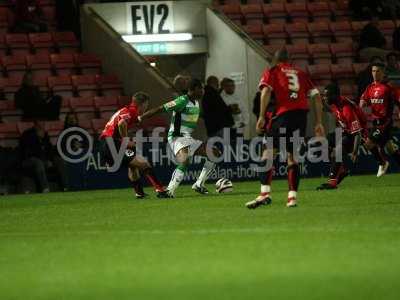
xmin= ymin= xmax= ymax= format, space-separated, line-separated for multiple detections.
xmin=1 ymin=174 xmax=400 ymax=300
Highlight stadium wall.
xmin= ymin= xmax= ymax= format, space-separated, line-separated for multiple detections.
xmin=206 ymin=7 xmax=270 ymax=139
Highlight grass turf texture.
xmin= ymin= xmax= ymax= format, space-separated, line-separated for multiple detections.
xmin=0 ymin=174 xmax=400 ymax=300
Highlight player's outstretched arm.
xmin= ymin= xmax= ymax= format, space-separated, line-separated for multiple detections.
xmin=138 ymin=105 xmax=164 ymax=122
xmin=312 ymin=93 xmax=325 ymax=137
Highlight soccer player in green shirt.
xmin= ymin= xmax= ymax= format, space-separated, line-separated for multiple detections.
xmin=139 ymin=79 xmax=222 ymax=197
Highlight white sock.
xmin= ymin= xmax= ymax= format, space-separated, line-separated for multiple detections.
xmin=167 ymin=168 xmax=185 ymax=194
xmin=195 ymin=160 xmax=215 ymax=187
xmin=288 ymin=191 xmax=297 ymax=199
xmin=261 ymin=185 xmax=271 ymax=194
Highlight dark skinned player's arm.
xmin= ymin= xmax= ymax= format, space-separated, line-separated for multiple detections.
xmin=118 ymin=120 xmax=128 ymax=139
xmin=139 ymin=105 xmax=165 ymax=121
xmin=352 ymin=132 xmax=362 ymax=157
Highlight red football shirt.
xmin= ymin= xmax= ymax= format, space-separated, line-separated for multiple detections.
xmin=259 ymin=62 xmax=319 ymax=116
xmin=360 ymin=81 xmax=395 ymax=120
xmin=100 ymin=103 xmax=139 ymax=139
xmin=330 ymin=97 xmax=366 ymax=135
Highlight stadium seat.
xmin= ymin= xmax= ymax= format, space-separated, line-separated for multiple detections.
xmin=247 ymin=0 xmax=264 ymax=4
xmin=33 ymin=76 xmax=49 ymax=94
xmin=3 ymin=55 xmax=27 ymax=79
xmin=75 ymin=114 xmax=95 ymax=135
xmin=263 ymin=44 xmax=283 ymax=55
xmin=118 ymin=95 xmax=131 ymax=107
xmin=0 ymin=121 xmax=18 ymax=147
xmin=330 ymin=0 xmax=350 ymax=21
xmin=29 ymin=32 xmax=55 ymax=54
xmin=26 ymin=54 xmax=52 ymax=79
xmin=0 ymin=99 xmax=22 ymax=122
xmin=50 ymin=53 xmax=76 ymax=76
xmin=74 ymin=53 xmax=102 ymax=75
xmin=99 ymin=110 xmax=114 ymax=120
xmin=378 ymin=20 xmax=395 ymax=39
xmin=308 ymin=2 xmax=331 ymax=22
xmin=0 ymin=33 xmax=6 ymax=56
xmin=308 ymin=22 xmax=333 ymax=44
xmin=5 ymin=33 xmax=31 ymax=56
xmin=72 ymin=75 xmax=98 ymax=97
xmin=331 ymin=63 xmax=354 ymax=84
xmin=48 ymin=75 xmax=74 ymax=98
xmin=69 ymin=97 xmax=96 ymax=119
xmin=96 ymin=74 xmax=123 ymax=97
xmin=341 ymin=84 xmax=355 ymax=99
xmin=285 ymin=3 xmax=309 ymax=23
xmin=286 ymin=23 xmax=309 ymax=44
xmin=17 ymin=121 xmax=35 ymax=134
xmin=241 ymin=4 xmax=263 ymax=25
xmin=308 ymin=43 xmax=332 ymax=65
xmin=221 ymin=4 xmax=243 ymax=25
xmin=44 ymin=120 xmax=64 ymax=143
xmin=0 ymin=7 xmax=10 ymax=34
xmin=141 ymin=116 xmax=168 ymax=132
xmin=52 ymin=32 xmax=79 ymax=53
xmin=60 ymin=98 xmax=71 ymax=116
xmin=263 ymin=23 xmax=287 ymax=45
xmin=330 ymin=21 xmax=352 ymax=43
xmin=286 ymin=44 xmax=309 ymax=70
xmin=94 ymin=96 xmax=118 ymax=114
xmin=307 ymin=64 xmax=332 ymax=85
xmin=352 ymin=63 xmax=369 ymax=76
xmin=41 ymin=5 xmax=57 ymax=30
xmin=243 ymin=23 xmax=264 ymax=44
xmin=330 ymin=42 xmax=354 ymax=64
xmin=351 ymin=21 xmax=369 ymax=38
xmin=91 ymin=118 xmax=107 ymax=135
xmin=262 ymin=3 xmax=287 ymax=24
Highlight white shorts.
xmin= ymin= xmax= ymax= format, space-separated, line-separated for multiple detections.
xmin=168 ymin=137 xmax=203 ymax=156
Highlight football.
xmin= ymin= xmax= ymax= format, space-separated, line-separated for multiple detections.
xmin=215 ymin=178 xmax=233 ymax=193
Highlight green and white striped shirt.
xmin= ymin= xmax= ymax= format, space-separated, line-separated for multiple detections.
xmin=163 ymin=95 xmax=200 ymax=140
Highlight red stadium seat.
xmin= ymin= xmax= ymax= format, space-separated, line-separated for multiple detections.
xmin=2 ymin=56 xmax=26 ymax=79
xmin=72 ymin=75 xmax=98 ymax=97
xmin=94 ymin=96 xmax=118 ymax=113
xmin=118 ymin=95 xmax=131 ymax=107
xmin=26 ymin=53 xmax=52 ymax=79
xmin=330 ymin=0 xmax=350 ymax=21
xmin=99 ymin=110 xmax=114 ymax=120
xmin=48 ymin=75 xmax=74 ymax=98
xmin=331 ymin=63 xmax=354 ymax=84
xmin=243 ymin=23 xmax=264 ymax=44
xmin=307 ymin=64 xmax=332 ymax=85
xmin=50 ymin=53 xmax=76 ymax=76
xmin=28 ymin=32 xmax=55 ymax=54
xmin=241 ymin=4 xmax=263 ymax=25
xmin=44 ymin=120 xmax=64 ymax=142
xmin=285 ymin=3 xmax=309 ymax=23
xmin=5 ymin=33 xmax=30 ymax=56
xmin=330 ymin=21 xmax=352 ymax=43
xmin=263 ymin=44 xmax=284 ymax=56
xmin=262 ymin=3 xmax=286 ymax=24
xmin=308 ymin=43 xmax=332 ymax=64
xmin=330 ymin=42 xmax=354 ymax=64
xmin=353 ymin=63 xmax=369 ymax=76
xmin=263 ymin=23 xmax=287 ymax=45
xmin=74 ymin=53 xmax=102 ymax=75
xmin=96 ymin=74 xmax=122 ymax=96
xmin=308 ymin=22 xmax=333 ymax=44
xmin=17 ymin=121 xmax=35 ymax=134
xmin=3 ymin=76 xmax=22 ymax=101
xmin=247 ymin=0 xmax=264 ymax=4
xmin=351 ymin=21 xmax=369 ymax=37
xmin=0 ymin=99 xmax=22 ymax=122
xmin=0 ymin=8 xmax=10 ymax=34
xmin=60 ymin=97 xmax=71 ymax=115
xmin=341 ymin=84 xmax=355 ymax=98
xmin=69 ymin=98 xmax=97 ymax=120
xmin=0 ymin=33 xmax=6 ymax=56
xmin=308 ymin=2 xmax=331 ymax=22
xmin=0 ymin=122 xmax=18 ymax=147
xmin=33 ymin=76 xmax=49 ymax=94
xmin=91 ymin=118 xmax=107 ymax=134
xmin=52 ymin=32 xmax=79 ymax=53
xmin=286 ymin=23 xmax=309 ymax=44
xmin=378 ymin=20 xmax=395 ymax=39
xmin=221 ymin=4 xmax=243 ymax=25
xmin=286 ymin=44 xmax=309 ymax=70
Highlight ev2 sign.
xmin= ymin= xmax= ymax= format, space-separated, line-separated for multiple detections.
xmin=127 ymin=1 xmax=174 ymax=35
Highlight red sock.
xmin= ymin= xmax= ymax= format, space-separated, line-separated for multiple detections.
xmin=287 ymin=164 xmax=300 ymax=192
xmin=143 ymin=168 xmax=164 ymax=192
xmin=260 ymin=166 xmax=274 ymax=186
xmin=336 ymin=165 xmax=348 ymax=185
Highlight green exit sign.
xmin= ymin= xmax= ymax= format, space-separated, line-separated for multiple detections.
xmin=133 ymin=43 xmax=168 ymax=54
